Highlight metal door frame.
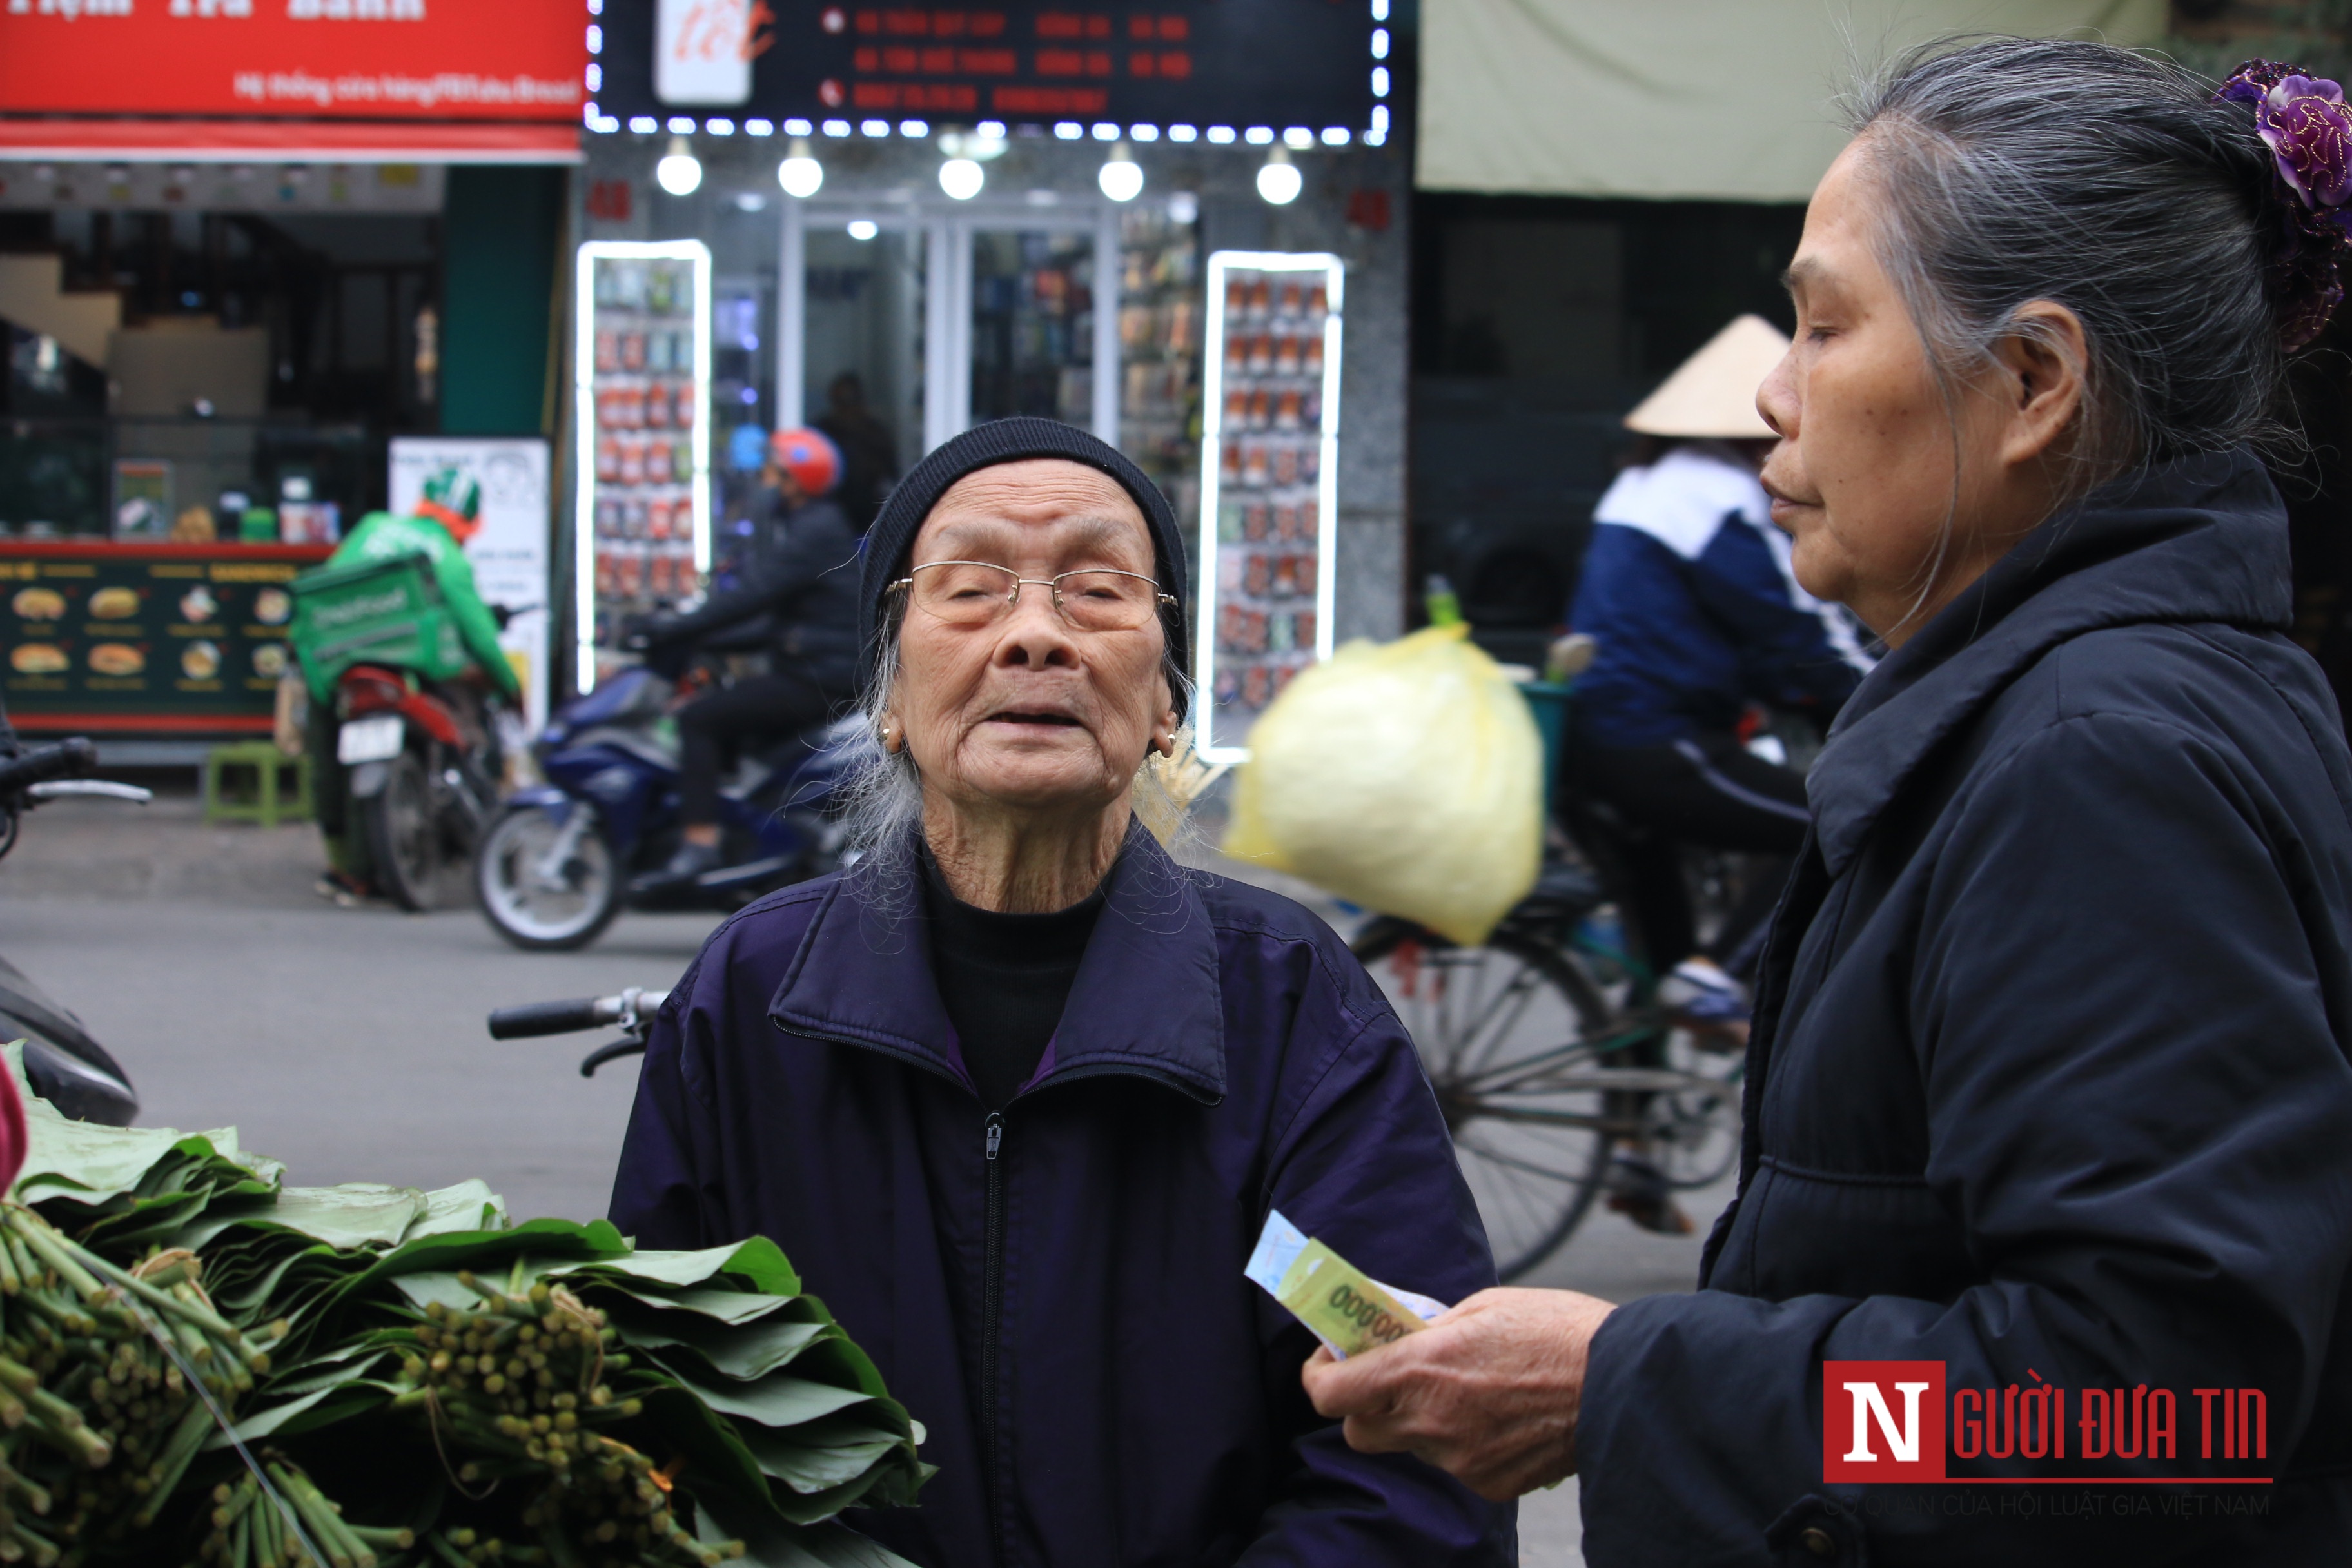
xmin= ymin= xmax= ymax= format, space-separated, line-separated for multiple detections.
xmin=778 ymin=195 xmax=1121 ymax=454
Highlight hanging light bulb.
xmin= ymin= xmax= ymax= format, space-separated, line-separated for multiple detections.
xmin=1256 ymin=143 xmax=1302 ymax=206
xmin=939 ymin=155 xmax=985 ymax=200
xmin=776 ymin=137 xmax=823 ymax=198
xmin=1097 ymin=141 xmax=1143 ymax=202
xmin=655 ymin=134 xmax=703 ymax=196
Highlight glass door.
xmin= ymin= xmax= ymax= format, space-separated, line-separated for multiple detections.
xmin=966 ymin=229 xmax=1095 ymax=429
xmin=783 ymin=217 xmax=926 ymax=531
xmin=780 ymin=201 xmax=1119 ymax=476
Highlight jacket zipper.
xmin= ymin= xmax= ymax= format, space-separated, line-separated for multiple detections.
xmin=981 ymin=1109 xmax=1008 ymax=1560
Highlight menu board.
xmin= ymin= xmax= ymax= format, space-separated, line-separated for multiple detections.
xmin=0 ymin=543 xmax=332 ymax=731
xmin=573 ymin=241 xmax=711 ymax=680
xmin=1194 ymin=252 xmax=1342 ymax=761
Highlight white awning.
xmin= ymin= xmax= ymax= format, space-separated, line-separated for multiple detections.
xmin=1417 ymin=0 xmax=2168 ymax=201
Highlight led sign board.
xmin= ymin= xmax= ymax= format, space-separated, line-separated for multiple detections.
xmin=591 ymin=0 xmax=1387 ymax=138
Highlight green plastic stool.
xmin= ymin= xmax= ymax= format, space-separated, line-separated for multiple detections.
xmin=203 ymin=741 xmax=313 ymax=828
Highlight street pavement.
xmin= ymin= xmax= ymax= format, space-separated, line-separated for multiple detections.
xmin=0 ymin=781 xmax=1733 ymax=1566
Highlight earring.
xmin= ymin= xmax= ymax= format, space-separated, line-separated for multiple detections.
xmin=881 ymin=722 xmax=902 ymax=755
xmin=1155 ymin=732 xmax=1177 ymax=758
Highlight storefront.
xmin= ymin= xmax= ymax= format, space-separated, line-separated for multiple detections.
xmin=0 ymin=3 xmax=580 ymax=747
xmin=578 ymin=0 xmax=1412 ymax=756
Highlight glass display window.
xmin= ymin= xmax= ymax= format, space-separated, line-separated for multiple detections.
xmin=1194 ymin=251 xmax=1342 ymax=761
xmin=572 ymin=240 xmax=712 ymax=691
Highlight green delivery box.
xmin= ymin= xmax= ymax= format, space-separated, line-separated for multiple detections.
xmin=288 ymin=553 xmax=469 ymax=700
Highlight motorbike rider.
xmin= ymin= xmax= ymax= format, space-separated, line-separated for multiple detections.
xmin=305 ymin=469 xmax=520 ymax=901
xmin=1567 ymin=320 xmax=1872 ymax=1015
xmin=631 ymin=427 xmax=863 ymax=889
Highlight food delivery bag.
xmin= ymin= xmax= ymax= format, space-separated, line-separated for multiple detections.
xmin=288 ymin=553 xmax=468 ymax=701
xmin=1225 ymin=623 xmax=1543 ymax=945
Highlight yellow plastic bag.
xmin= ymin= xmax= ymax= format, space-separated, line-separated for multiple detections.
xmin=1225 ymin=623 xmax=1543 ymax=945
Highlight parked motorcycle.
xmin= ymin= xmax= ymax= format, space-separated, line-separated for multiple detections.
xmin=324 ymin=658 xmax=509 ymax=910
xmin=473 ymin=666 xmax=857 ymax=951
xmin=0 ymin=724 xmax=146 ymax=1125
xmin=289 ymin=551 xmax=518 ymax=911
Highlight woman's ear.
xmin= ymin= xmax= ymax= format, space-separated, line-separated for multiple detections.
xmin=1156 ymin=705 xmax=1180 ymax=758
xmin=1994 ymin=300 xmax=2088 ymax=469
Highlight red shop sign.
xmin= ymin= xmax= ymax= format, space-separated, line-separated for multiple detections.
xmin=0 ymin=1 xmax=583 ymax=122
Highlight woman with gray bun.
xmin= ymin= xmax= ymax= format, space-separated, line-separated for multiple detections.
xmin=1306 ymin=37 xmax=2352 ymax=1563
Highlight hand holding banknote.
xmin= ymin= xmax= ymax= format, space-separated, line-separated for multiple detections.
xmin=1300 ymin=1286 xmax=1618 ymax=1502
xmin=1245 ymin=1210 xmax=1447 ymax=1358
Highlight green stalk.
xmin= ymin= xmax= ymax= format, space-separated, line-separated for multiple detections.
xmin=267 ymin=1462 xmax=367 ymax=1568
xmin=4 ymin=1237 xmax=44 ymax=1293
xmin=228 ymin=1500 xmax=253 ymax=1568
xmin=3 ymin=1469 xmax=48 ymax=1518
xmin=250 ymin=1486 xmax=282 ymax=1568
xmin=1 ymin=1216 xmax=103 ymax=1304
xmin=133 ymin=1400 xmax=213 ymax=1526
xmin=8 ymin=1518 xmax=59 ymax=1568
xmin=346 ymin=1526 xmax=415 ymax=1552
xmin=215 ymin=1475 xmax=260 ymax=1529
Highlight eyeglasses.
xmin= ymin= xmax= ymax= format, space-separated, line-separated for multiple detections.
xmin=890 ymin=560 xmax=1177 ymax=633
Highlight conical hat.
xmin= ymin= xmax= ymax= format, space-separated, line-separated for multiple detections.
xmin=1623 ymin=315 xmax=1790 ymax=439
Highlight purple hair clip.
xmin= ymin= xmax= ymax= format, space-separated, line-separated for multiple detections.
xmin=2216 ymin=59 xmax=2352 ymax=349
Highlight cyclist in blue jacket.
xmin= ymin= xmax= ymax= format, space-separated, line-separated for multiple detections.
xmin=1567 ymin=317 xmax=1872 ymax=1040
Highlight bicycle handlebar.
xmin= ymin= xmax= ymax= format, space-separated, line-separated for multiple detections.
xmin=487 ymin=988 xmax=669 ymax=1041
xmin=0 ymin=740 xmax=97 ymax=798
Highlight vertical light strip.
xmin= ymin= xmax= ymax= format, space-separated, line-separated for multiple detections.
xmin=689 ymin=240 xmax=713 ymax=576
xmin=1317 ymin=259 xmax=1344 ymax=661
xmin=1092 ymin=204 xmax=1121 ymax=443
xmin=572 ymin=242 xmax=600 ymax=695
xmin=924 ymin=217 xmax=959 ymax=453
xmin=1193 ymin=250 xmax=1231 ymax=756
xmin=777 ymin=198 xmax=806 ymax=427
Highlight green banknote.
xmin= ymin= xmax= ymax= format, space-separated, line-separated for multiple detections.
xmin=1246 ymin=1210 xmax=1446 ymax=1358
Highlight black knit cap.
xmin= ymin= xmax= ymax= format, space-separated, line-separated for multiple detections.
xmin=859 ymin=416 xmax=1191 ymax=712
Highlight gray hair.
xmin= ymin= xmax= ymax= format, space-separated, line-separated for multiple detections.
xmin=835 ymin=592 xmax=1199 ymax=871
xmin=1848 ymin=37 xmax=2294 ymax=491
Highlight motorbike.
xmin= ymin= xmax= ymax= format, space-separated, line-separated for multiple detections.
xmin=326 ymin=658 xmax=511 ymax=912
xmin=473 ymin=665 xmax=858 ymax=952
xmin=0 ymin=723 xmax=146 ymax=1125
xmin=291 ymin=551 xmax=521 ymax=911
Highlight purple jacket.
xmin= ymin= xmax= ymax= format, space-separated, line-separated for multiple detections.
xmin=610 ymin=828 xmax=1515 ymax=1567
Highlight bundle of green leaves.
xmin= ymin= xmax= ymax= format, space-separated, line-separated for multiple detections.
xmin=0 ymin=1047 xmax=930 ymax=1568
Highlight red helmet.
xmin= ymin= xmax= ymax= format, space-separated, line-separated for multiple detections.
xmin=767 ymin=427 xmax=842 ymax=496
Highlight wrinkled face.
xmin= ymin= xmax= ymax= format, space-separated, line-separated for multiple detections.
xmin=889 ymin=459 xmax=1175 ymax=818
xmin=1757 ymin=139 xmax=2017 ymax=639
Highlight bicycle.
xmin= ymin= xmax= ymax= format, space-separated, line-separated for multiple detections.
xmin=1347 ymin=786 xmax=1749 ymax=1282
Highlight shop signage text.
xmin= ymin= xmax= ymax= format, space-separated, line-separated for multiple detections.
xmin=0 ymin=0 xmax=583 ymax=120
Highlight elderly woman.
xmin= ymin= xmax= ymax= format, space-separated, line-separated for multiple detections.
xmin=1305 ymin=39 xmax=2352 ymax=1563
xmin=610 ymin=417 xmax=1513 ymax=1565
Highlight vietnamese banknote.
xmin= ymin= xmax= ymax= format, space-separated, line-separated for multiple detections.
xmin=1246 ymin=1210 xmax=1447 ymax=1358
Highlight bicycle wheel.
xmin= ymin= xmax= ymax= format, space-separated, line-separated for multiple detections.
xmin=1353 ymin=917 xmax=1634 ymax=1280
xmin=1646 ymin=1029 xmax=1743 ymax=1190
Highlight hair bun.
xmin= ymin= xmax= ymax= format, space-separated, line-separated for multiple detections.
xmin=2214 ymin=59 xmax=2352 ymax=349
